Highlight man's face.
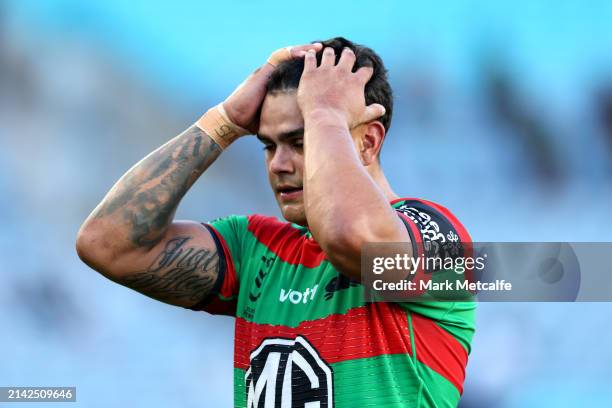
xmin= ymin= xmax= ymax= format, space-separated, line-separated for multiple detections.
xmin=258 ymin=91 xmax=308 ymax=225
xmin=258 ymin=90 xmax=370 ymax=225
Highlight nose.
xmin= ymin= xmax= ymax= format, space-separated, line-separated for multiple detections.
xmin=268 ymin=145 xmax=295 ymax=175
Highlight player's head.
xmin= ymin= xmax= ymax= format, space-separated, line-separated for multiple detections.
xmin=257 ymin=37 xmax=393 ymax=226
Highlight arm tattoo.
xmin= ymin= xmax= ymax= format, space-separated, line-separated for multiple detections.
xmin=92 ymin=125 xmax=222 ymax=247
xmin=118 ymin=236 xmax=219 ymax=305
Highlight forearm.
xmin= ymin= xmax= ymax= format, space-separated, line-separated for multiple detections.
xmin=81 ymin=124 xmax=222 ymax=251
xmin=303 ymin=112 xmax=401 ymax=247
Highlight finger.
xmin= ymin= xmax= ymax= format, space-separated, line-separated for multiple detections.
xmin=361 ymin=103 xmax=386 ymax=124
xmin=355 ymin=65 xmax=375 ymax=83
xmin=337 ymin=47 xmax=356 ymax=71
xmin=310 ymin=42 xmax=324 ymax=51
xmin=320 ymin=47 xmax=336 ymax=67
xmin=303 ymin=49 xmax=317 ymax=72
xmin=267 ymin=47 xmax=292 ymax=67
xmin=291 ymin=42 xmax=323 ymax=58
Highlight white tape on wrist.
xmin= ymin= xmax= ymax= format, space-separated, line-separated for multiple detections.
xmin=195 ymin=104 xmax=249 ymax=149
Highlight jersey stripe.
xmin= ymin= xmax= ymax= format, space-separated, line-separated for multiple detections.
xmin=246 ymin=214 xmax=327 ymax=268
xmin=235 ymin=303 xmax=411 ymax=368
xmin=411 ymin=313 xmax=468 ymax=394
xmin=233 ymin=302 xmax=467 ymax=394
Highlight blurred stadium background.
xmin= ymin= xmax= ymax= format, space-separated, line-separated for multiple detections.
xmin=2 ymin=0 xmax=612 ymax=406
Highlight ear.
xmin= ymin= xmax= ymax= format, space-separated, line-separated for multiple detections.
xmin=359 ymin=120 xmax=386 ymax=166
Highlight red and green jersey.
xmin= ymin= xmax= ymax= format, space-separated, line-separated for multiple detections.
xmin=192 ymin=198 xmax=476 ymax=408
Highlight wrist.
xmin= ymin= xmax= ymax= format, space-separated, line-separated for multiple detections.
xmin=303 ymin=108 xmax=348 ymax=130
xmin=195 ymin=104 xmax=249 ymax=149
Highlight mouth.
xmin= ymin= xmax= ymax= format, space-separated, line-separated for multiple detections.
xmin=277 ymin=186 xmax=303 ymax=201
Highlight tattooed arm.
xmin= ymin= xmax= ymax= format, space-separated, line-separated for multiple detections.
xmin=76 ymin=43 xmax=321 ymax=308
xmin=75 ymin=125 xmax=225 ymax=308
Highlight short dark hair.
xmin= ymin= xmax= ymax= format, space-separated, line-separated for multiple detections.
xmin=266 ymin=36 xmax=393 ymax=133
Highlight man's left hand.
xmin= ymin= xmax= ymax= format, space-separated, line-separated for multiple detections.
xmin=297 ymin=47 xmax=386 ymax=129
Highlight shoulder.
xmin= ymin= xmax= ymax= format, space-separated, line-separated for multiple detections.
xmin=239 ymin=214 xmax=325 ymax=267
xmin=209 ymin=213 xmax=287 ymax=232
xmin=246 ymin=214 xmax=290 ymax=229
xmin=246 ymin=214 xmax=309 ymax=242
xmin=392 ymin=197 xmax=460 ymax=221
xmin=391 ymin=197 xmax=471 ymax=243
xmin=211 ymin=214 xmax=308 ymax=247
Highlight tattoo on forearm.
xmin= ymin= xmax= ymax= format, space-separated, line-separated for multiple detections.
xmin=93 ymin=125 xmax=222 ymax=247
xmin=118 ymin=236 xmax=219 ymax=305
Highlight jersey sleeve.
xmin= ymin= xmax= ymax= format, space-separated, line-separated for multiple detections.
xmin=187 ymin=214 xmax=248 ymax=316
xmin=394 ymin=198 xmax=473 ymax=272
xmin=393 ymin=198 xmax=477 ymax=352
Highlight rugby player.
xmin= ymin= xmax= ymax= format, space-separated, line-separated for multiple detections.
xmin=76 ymin=37 xmax=476 ymax=407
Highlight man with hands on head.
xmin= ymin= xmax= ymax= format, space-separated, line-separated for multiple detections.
xmin=76 ymin=37 xmax=475 ymax=408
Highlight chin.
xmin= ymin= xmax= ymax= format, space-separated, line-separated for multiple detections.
xmin=280 ymin=204 xmax=307 ymax=226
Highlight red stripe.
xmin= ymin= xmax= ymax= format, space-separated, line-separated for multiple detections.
xmin=246 ymin=200 xmax=462 ymax=269
xmin=234 ymin=303 xmax=468 ymax=394
xmin=234 ymin=303 xmax=411 ymax=368
xmin=411 ymin=313 xmax=468 ymax=395
xmin=247 ymin=214 xmax=327 ymax=268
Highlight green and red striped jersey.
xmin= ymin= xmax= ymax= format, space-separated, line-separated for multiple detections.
xmin=194 ymin=198 xmax=476 ymax=408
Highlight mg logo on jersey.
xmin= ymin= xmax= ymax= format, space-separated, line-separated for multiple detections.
xmin=245 ymin=336 xmax=333 ymax=408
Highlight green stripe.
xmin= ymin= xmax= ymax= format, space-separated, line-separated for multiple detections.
xmin=332 ymin=354 xmax=421 ymax=406
xmin=234 ymin=367 xmax=246 ymax=408
xmin=400 ymin=302 xmax=476 ymax=353
xmin=237 ymin=230 xmax=366 ymax=327
xmin=414 ymin=358 xmax=461 ymax=407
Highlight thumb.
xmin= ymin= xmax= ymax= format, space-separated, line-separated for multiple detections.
xmin=361 ymin=103 xmax=386 ymax=124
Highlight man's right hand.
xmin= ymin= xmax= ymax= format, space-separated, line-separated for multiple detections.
xmin=222 ymin=42 xmax=323 ymax=134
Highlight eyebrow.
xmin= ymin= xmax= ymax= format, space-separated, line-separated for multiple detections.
xmin=256 ymin=128 xmax=304 ymax=143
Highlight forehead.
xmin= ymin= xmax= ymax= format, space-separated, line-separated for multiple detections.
xmin=258 ymin=91 xmax=303 ymax=140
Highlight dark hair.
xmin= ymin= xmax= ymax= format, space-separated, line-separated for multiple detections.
xmin=266 ymin=36 xmax=393 ymax=133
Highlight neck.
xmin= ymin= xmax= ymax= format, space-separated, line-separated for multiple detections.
xmin=297 ymin=162 xmax=399 ymax=230
xmin=367 ymin=162 xmax=399 ymax=202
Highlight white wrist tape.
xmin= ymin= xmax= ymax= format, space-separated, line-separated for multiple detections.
xmin=195 ymin=103 xmax=249 ymax=149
